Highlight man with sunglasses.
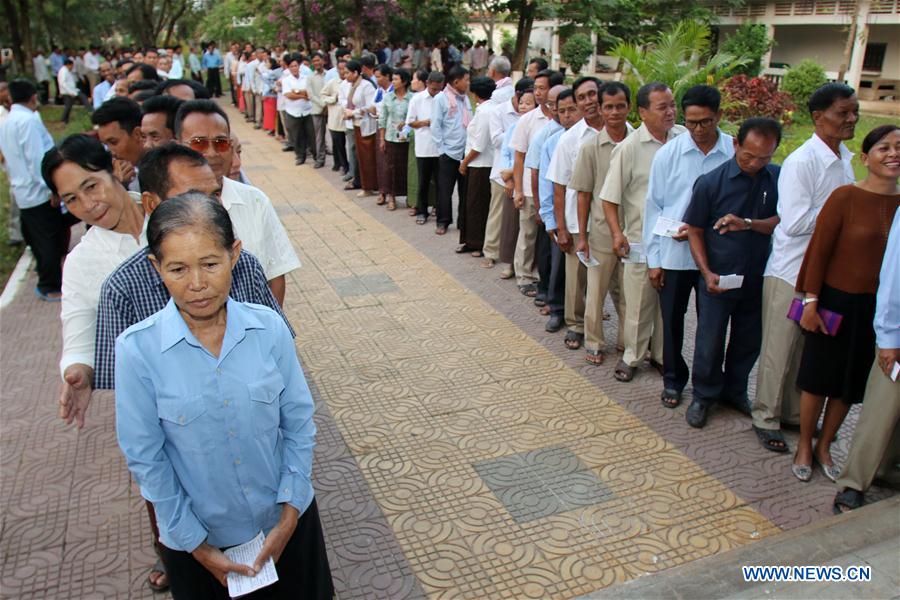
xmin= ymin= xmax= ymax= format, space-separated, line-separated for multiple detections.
xmin=643 ymin=85 xmax=734 ymax=422
xmin=173 ymin=99 xmax=300 ymax=306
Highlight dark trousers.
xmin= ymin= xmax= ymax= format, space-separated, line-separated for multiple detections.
xmin=38 ymin=81 xmax=50 ymax=104
xmin=436 ymin=154 xmax=465 ymax=228
xmin=229 ymin=76 xmax=238 ymax=105
xmin=206 ymin=68 xmax=222 ymax=97
xmin=416 ymin=156 xmax=439 ymax=217
xmin=330 ymin=130 xmax=348 ymax=171
xmin=284 ymin=113 xmax=316 ymax=163
xmin=536 ymin=222 xmax=552 ymax=297
xmin=161 ymin=499 xmax=333 ymax=600
xmin=311 ymin=114 xmax=327 ymax=166
xmin=61 ymin=93 xmax=91 ymax=123
xmin=659 ymin=268 xmax=700 ymax=392
xmin=19 ymin=201 xmax=78 ymax=294
xmin=692 ymin=277 xmax=764 ymax=406
xmin=547 ymin=239 xmax=567 ymax=316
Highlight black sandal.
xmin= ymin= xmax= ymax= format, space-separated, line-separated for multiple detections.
xmin=752 ymin=425 xmax=789 ymax=453
xmin=661 ymin=388 xmax=682 ymax=409
xmin=564 ymin=331 xmax=583 ymax=350
xmin=147 ymin=559 xmax=169 ymax=593
xmin=833 ymin=488 xmax=863 ymax=514
xmin=518 ymin=283 xmax=538 ymax=297
xmin=614 ymin=360 xmax=634 ymax=382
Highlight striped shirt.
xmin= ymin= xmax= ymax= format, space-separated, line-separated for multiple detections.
xmin=94 ymin=248 xmax=292 ymax=390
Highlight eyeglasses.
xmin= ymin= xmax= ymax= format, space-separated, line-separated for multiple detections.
xmin=185 ymin=136 xmax=232 ymax=153
xmin=684 ymin=118 xmax=716 ymax=130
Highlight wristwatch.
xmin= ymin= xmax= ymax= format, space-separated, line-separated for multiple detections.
xmin=802 ymin=297 xmax=818 ymax=305
xmin=743 ymin=218 xmax=752 ymax=229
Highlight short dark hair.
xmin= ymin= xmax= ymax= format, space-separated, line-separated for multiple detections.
xmin=375 ymin=64 xmax=394 ymax=78
xmin=528 ymin=57 xmax=549 ymax=72
xmin=345 ymin=60 xmax=362 ymax=74
xmin=515 ymin=77 xmax=534 ymax=95
xmin=737 ymin=117 xmax=782 ymax=146
xmin=535 ymin=69 xmax=564 ymax=88
xmin=808 ymin=82 xmax=856 ymax=114
xmin=447 ymin=66 xmax=469 ymax=85
xmin=469 ymin=76 xmax=496 ymax=100
xmin=8 ymin=79 xmax=37 ymax=104
xmin=359 ymin=55 xmax=376 ymax=69
xmin=174 ymin=99 xmax=230 ymax=139
xmin=393 ymin=68 xmax=412 ymax=87
xmin=572 ymin=76 xmax=601 ymax=97
xmin=335 ymin=48 xmax=351 ymax=60
xmin=861 ymin=124 xmax=899 ymax=155
xmin=413 ymin=69 xmax=429 ymax=84
xmin=158 ymin=78 xmax=210 ymax=99
xmin=127 ymin=80 xmax=159 ymax=95
xmin=636 ymin=82 xmax=670 ymax=109
xmin=137 ymin=143 xmax=208 ymax=199
xmin=599 ymin=81 xmax=631 ymax=104
xmin=126 ymin=63 xmax=160 ymax=81
xmin=141 ymin=95 xmax=184 ymax=134
xmin=133 ymin=90 xmax=157 ymax=104
xmin=426 ymin=71 xmax=445 ymax=84
xmin=681 ymin=84 xmax=721 ymax=113
xmin=41 ymin=134 xmax=114 ymax=195
xmin=147 ymin=192 xmax=235 ymax=261
xmin=91 ymin=97 xmax=142 ymax=132
xmin=557 ymin=88 xmax=576 ymax=106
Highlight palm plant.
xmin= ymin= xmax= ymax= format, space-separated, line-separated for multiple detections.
xmin=611 ymin=21 xmax=751 ymax=115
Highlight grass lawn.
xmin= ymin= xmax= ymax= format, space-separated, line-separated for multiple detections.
xmin=0 ymin=104 xmax=93 ymax=290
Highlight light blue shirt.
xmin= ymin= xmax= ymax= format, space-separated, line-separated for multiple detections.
xmin=324 ymin=66 xmax=338 ymax=83
xmin=538 ymin=129 xmax=565 ymax=230
xmin=115 ymin=299 xmax=316 ymax=552
xmin=169 ymin=57 xmax=184 ymax=79
xmin=643 ymin=129 xmax=734 ymax=270
xmin=92 ymin=80 xmax=112 ymax=109
xmin=430 ymin=92 xmax=471 ymax=161
xmin=189 ymin=53 xmax=202 ymax=74
xmin=0 ymin=104 xmax=54 ymax=209
xmin=49 ymin=52 xmax=65 ymax=75
xmin=525 ymin=119 xmax=562 ymax=171
xmin=201 ymin=49 xmax=222 ymax=69
xmin=876 ymin=209 xmax=900 ymax=349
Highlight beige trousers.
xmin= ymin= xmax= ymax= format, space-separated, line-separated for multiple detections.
xmin=515 ymin=197 xmax=539 ymax=285
xmin=483 ymin=181 xmax=506 ymax=262
xmin=622 ymin=261 xmax=663 ymax=367
xmin=752 ymin=276 xmax=803 ymax=430
xmin=584 ymin=251 xmax=625 ymax=352
xmin=837 ymin=358 xmax=900 ymax=492
xmin=564 ymin=247 xmax=587 ymax=334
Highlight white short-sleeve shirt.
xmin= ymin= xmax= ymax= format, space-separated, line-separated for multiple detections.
xmin=546 ymin=118 xmax=600 ymax=233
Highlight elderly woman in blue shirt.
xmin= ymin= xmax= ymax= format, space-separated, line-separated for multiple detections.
xmin=115 ymin=193 xmax=332 ymax=599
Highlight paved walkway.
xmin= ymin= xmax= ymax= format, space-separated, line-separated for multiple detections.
xmin=0 ymin=104 xmax=894 ymax=598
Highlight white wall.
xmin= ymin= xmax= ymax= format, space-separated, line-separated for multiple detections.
xmin=867 ymin=24 xmax=900 ymax=78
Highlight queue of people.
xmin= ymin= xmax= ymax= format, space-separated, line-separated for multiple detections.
xmin=1 ymin=32 xmax=897 ymax=599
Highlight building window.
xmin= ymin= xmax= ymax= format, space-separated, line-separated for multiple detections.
xmin=863 ymin=43 xmax=886 ymax=72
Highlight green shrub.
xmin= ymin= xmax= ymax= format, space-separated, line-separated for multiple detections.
xmin=720 ymin=23 xmax=774 ymax=78
xmin=561 ymin=33 xmax=594 ymax=75
xmin=782 ymin=60 xmax=827 ymax=122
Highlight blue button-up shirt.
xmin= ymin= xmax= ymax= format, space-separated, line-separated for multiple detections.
xmin=876 ymin=209 xmax=900 ymax=349
xmin=683 ymin=157 xmax=780 ymax=283
xmin=92 ymin=80 xmax=112 ymax=109
xmin=201 ymin=49 xmax=222 ymax=69
xmin=49 ymin=52 xmax=65 ymax=75
xmin=644 ymin=129 xmax=734 ymax=270
xmin=538 ymin=128 xmax=565 ymax=230
xmin=430 ymin=91 xmax=471 ymax=161
xmin=115 ymin=298 xmax=316 ymax=552
xmin=525 ymin=119 xmax=562 ymax=170
xmin=0 ymin=104 xmax=54 ymax=209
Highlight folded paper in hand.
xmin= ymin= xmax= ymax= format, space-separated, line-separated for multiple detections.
xmin=620 ymin=242 xmax=645 ymax=264
xmin=717 ymin=274 xmax=744 ymax=290
xmin=225 ymin=531 xmax=279 ymax=598
xmin=576 ymin=251 xmax=600 ymax=267
xmin=652 ymin=216 xmax=685 ymax=238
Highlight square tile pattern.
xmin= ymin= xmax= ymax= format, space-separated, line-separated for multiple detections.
xmin=474 ymin=446 xmax=614 ymax=523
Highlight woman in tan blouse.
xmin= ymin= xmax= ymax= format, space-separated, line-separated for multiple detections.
xmin=793 ymin=124 xmax=900 ymax=482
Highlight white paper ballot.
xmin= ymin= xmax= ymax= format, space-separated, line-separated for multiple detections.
xmin=620 ymin=242 xmax=645 ymax=264
xmin=717 ymin=274 xmax=744 ymax=290
xmin=576 ymin=251 xmax=601 ymax=267
xmin=892 ymin=361 xmax=899 ymax=383
xmin=225 ymin=532 xmax=278 ymax=598
xmin=652 ymin=216 xmax=685 ymax=238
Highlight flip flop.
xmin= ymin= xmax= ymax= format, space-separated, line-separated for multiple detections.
xmin=833 ymin=488 xmax=863 ymax=514
xmin=585 ymin=348 xmax=604 ymax=365
xmin=752 ymin=425 xmax=789 ymax=453
xmin=147 ymin=559 xmax=169 ymax=593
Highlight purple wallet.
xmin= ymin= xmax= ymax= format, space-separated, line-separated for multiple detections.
xmin=787 ymin=298 xmax=842 ymax=336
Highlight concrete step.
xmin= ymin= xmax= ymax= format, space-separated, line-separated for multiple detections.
xmin=579 ymin=495 xmax=900 ymax=599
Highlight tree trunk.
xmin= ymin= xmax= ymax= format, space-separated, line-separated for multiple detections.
xmin=2 ymin=0 xmax=35 ymax=75
xmin=837 ymin=0 xmax=859 ymax=82
xmin=511 ymin=0 xmax=535 ymax=72
xmin=298 ymin=0 xmax=312 ymax=49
